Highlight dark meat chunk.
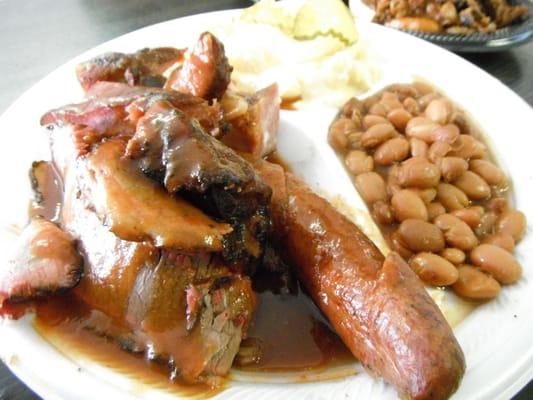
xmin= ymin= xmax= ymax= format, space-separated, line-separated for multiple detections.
xmin=255 ymin=162 xmax=465 ymax=400
xmin=0 ymin=218 xmax=83 ymax=312
xmin=40 ymin=82 xmax=223 ymax=145
xmin=220 ymin=84 xmax=280 ymax=159
xmin=79 ymin=139 xmax=232 ymax=252
xmin=42 ymin=84 xmax=270 ymax=262
xmin=125 ymin=100 xmax=272 ymax=261
xmin=76 ymin=47 xmax=184 ymax=91
xmin=166 ymin=32 xmax=232 ymax=100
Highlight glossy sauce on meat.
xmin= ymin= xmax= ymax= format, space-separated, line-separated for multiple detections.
xmin=31 ymin=155 xmax=354 ymax=385
xmin=33 ymin=269 xmax=355 ymax=385
xmin=33 ymin=296 xmax=225 ymax=397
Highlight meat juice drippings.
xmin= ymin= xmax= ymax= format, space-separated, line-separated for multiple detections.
xmin=33 ymin=296 xmax=224 ymax=397
xmin=34 ymin=271 xmax=354 ymax=389
xmin=28 ymin=141 xmax=354 ymax=391
xmin=242 ymin=269 xmax=354 ymax=371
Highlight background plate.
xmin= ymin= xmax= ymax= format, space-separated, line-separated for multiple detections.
xmin=350 ymin=0 xmax=533 ymax=52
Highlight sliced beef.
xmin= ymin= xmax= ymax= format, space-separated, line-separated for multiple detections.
xmin=166 ymin=32 xmax=232 ymax=100
xmin=125 ymin=100 xmax=272 ymax=261
xmin=42 ymin=84 xmax=270 ymax=262
xmin=76 ymin=47 xmax=184 ymax=91
xmin=220 ymin=84 xmax=280 ymax=159
xmin=0 ymin=218 xmax=83 ymax=312
xmin=60 ymin=151 xmax=255 ymax=381
xmin=40 ymin=82 xmax=223 ymax=144
xmin=79 ymin=139 xmax=232 ymax=252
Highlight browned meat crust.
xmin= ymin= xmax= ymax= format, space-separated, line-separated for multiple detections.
xmin=47 ymin=115 xmax=257 ymax=382
xmin=66 ymin=193 xmax=255 ymax=382
xmin=76 ymin=47 xmax=184 ymax=91
xmin=166 ymin=32 xmax=232 ymax=100
xmin=41 ymin=83 xmax=271 ymax=263
xmin=40 ymin=82 xmax=223 ymax=139
xmin=255 ymin=161 xmax=465 ymax=400
xmin=125 ymin=100 xmax=272 ymax=262
xmin=80 ymin=139 xmax=233 ymax=252
xmin=0 ymin=219 xmax=83 ymax=309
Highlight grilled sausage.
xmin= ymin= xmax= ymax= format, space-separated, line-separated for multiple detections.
xmin=256 ymin=160 xmax=465 ymax=400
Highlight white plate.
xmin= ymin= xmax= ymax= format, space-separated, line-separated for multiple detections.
xmin=1 ymin=8 xmax=533 ymax=400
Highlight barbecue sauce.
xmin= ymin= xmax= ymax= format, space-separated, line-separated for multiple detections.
xmin=34 ymin=270 xmax=355 ymax=392
xmin=31 ymin=154 xmax=355 ymax=393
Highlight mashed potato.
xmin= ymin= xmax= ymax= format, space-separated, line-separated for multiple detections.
xmin=213 ymin=0 xmax=379 ymax=109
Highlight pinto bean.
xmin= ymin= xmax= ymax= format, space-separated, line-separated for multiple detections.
xmin=413 ymin=188 xmax=437 ymax=204
xmin=481 ymin=233 xmax=515 ymax=252
xmin=475 ymin=211 xmax=498 ymax=237
xmin=438 ymin=157 xmax=468 ymax=182
xmin=391 ymin=189 xmax=429 ymax=221
xmin=387 ymin=83 xmax=419 ymax=101
xmin=470 ymin=244 xmax=522 ymax=284
xmin=451 ymin=206 xmax=484 ymax=229
xmin=345 ymin=150 xmax=374 ymax=175
xmin=409 ymin=253 xmax=459 ymax=286
xmin=398 ymin=157 xmax=441 ymax=188
xmin=418 ymin=93 xmax=440 ymax=109
xmin=452 ymin=264 xmax=501 ymax=300
xmin=361 ymin=123 xmax=396 ymax=148
xmin=341 ymin=97 xmax=365 ymax=119
xmin=428 ymin=202 xmax=446 ymax=220
xmin=434 ymin=213 xmax=478 ymax=251
xmin=428 ymin=141 xmax=452 ymax=163
xmin=329 ymin=117 xmax=357 ymax=151
xmin=398 ymin=219 xmax=445 ymax=252
xmin=436 ymin=183 xmax=469 ymax=211
xmin=451 ymin=113 xmax=471 ymax=135
xmin=363 ymin=115 xmax=391 ymax=130
xmin=369 ymin=102 xmax=388 ymax=117
xmin=425 ymin=98 xmax=453 ymax=125
xmin=387 ymin=108 xmax=412 ymax=132
xmin=380 ymin=91 xmax=403 ymax=111
xmin=405 ymin=117 xmax=440 ymax=143
xmin=469 ymin=159 xmax=507 ymax=187
xmin=372 ymin=200 xmax=394 ymax=225
xmin=432 ymin=124 xmax=460 ymax=144
xmin=410 ymin=138 xmax=428 ymax=158
xmin=390 ymin=229 xmax=414 ymax=259
xmin=496 ymin=210 xmax=527 ymax=241
xmin=440 ymin=248 xmax=465 ymax=265
xmin=355 ymin=172 xmax=388 ymax=204
xmin=387 ymin=164 xmax=402 ymax=196
xmin=448 ymin=135 xmax=486 ymax=159
xmin=453 ymin=171 xmax=490 ymax=200
xmin=374 ymin=137 xmax=410 ymax=165
xmin=403 ymin=96 xmax=420 ymax=115
xmin=346 ymin=132 xmax=363 ymax=150
xmin=485 ymin=197 xmax=508 ymax=215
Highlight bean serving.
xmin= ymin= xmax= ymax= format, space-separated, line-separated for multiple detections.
xmin=329 ymin=82 xmax=527 ymax=301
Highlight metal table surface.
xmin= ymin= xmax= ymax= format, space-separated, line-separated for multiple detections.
xmin=0 ymin=1 xmax=532 ymax=399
